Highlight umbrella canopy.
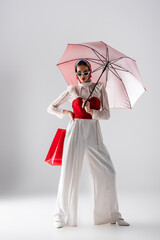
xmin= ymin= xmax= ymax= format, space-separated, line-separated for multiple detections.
xmin=56 ymin=41 xmax=146 ymax=109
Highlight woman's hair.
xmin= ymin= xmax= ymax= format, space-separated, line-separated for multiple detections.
xmin=75 ymin=60 xmax=91 ymax=72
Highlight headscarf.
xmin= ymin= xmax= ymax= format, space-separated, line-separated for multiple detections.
xmin=74 ymin=59 xmax=92 ymax=84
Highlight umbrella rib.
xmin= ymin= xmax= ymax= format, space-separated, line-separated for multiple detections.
xmin=100 ymin=40 xmax=109 ymax=62
xmin=111 ymin=64 xmax=129 ymax=72
xmin=111 ymin=62 xmax=139 ymax=80
xmin=109 ymin=64 xmax=132 ymax=108
xmin=84 ymin=45 xmax=110 ymax=75
xmin=92 ymin=65 xmax=106 ymax=73
xmin=85 ymin=58 xmax=105 ymax=66
xmin=57 ymin=57 xmax=105 ymax=66
xmin=110 ymin=63 xmax=125 ymax=81
xmin=91 ymin=49 xmax=106 ymax=65
xmin=110 ymin=57 xmax=124 ymax=64
xmin=110 ymin=56 xmax=133 ymax=64
xmin=57 ymin=58 xmax=84 ymax=66
xmin=108 ymin=66 xmax=123 ymax=82
xmin=73 ymin=43 xmax=107 ymax=62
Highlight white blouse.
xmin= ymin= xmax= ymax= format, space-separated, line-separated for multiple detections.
xmin=47 ymin=80 xmax=110 ymax=120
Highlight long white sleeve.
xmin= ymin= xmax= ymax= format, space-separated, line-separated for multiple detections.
xmin=47 ymin=88 xmax=70 ymax=119
xmin=92 ymin=84 xmax=110 ymax=120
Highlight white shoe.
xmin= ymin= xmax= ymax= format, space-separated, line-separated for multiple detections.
xmin=53 ymin=220 xmax=65 ymax=228
xmin=111 ymin=218 xmax=130 ymax=226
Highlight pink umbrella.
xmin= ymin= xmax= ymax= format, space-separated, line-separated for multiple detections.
xmin=56 ymin=41 xmax=146 ymax=109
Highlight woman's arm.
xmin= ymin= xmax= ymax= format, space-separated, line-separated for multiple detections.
xmin=47 ymin=88 xmax=70 ymax=119
xmin=91 ymin=83 xmax=110 ymax=120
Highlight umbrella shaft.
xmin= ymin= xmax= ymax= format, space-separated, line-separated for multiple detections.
xmin=82 ymin=62 xmax=109 ymax=108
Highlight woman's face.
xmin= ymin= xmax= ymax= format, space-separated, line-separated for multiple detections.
xmin=76 ymin=65 xmax=90 ymax=83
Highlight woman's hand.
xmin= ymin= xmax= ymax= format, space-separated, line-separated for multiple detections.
xmin=63 ymin=110 xmax=74 ymax=121
xmin=82 ymin=99 xmax=93 ymax=115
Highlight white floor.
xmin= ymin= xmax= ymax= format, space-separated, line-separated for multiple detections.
xmin=0 ymin=192 xmax=160 ymax=240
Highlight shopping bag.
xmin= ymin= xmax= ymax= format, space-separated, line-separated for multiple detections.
xmin=45 ymin=128 xmax=66 ymax=166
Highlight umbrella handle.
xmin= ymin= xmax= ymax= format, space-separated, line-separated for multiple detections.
xmin=82 ymin=97 xmax=90 ymax=108
xmin=82 ymin=99 xmax=87 ymax=108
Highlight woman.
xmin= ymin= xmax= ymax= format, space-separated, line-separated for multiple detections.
xmin=47 ymin=59 xmax=130 ymax=228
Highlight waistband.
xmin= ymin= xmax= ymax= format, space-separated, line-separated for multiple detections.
xmin=71 ymin=118 xmax=98 ymax=122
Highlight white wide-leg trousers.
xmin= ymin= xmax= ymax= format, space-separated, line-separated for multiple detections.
xmin=53 ymin=119 xmax=122 ymax=226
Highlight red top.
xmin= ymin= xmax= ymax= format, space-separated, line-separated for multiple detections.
xmin=72 ymin=97 xmax=100 ymax=119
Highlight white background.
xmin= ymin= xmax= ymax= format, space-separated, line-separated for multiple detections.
xmin=0 ymin=0 xmax=160 ymax=239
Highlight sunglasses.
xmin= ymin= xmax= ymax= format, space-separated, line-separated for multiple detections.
xmin=76 ymin=71 xmax=90 ymax=77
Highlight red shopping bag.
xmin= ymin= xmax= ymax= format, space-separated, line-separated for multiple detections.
xmin=45 ymin=128 xmax=66 ymax=166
